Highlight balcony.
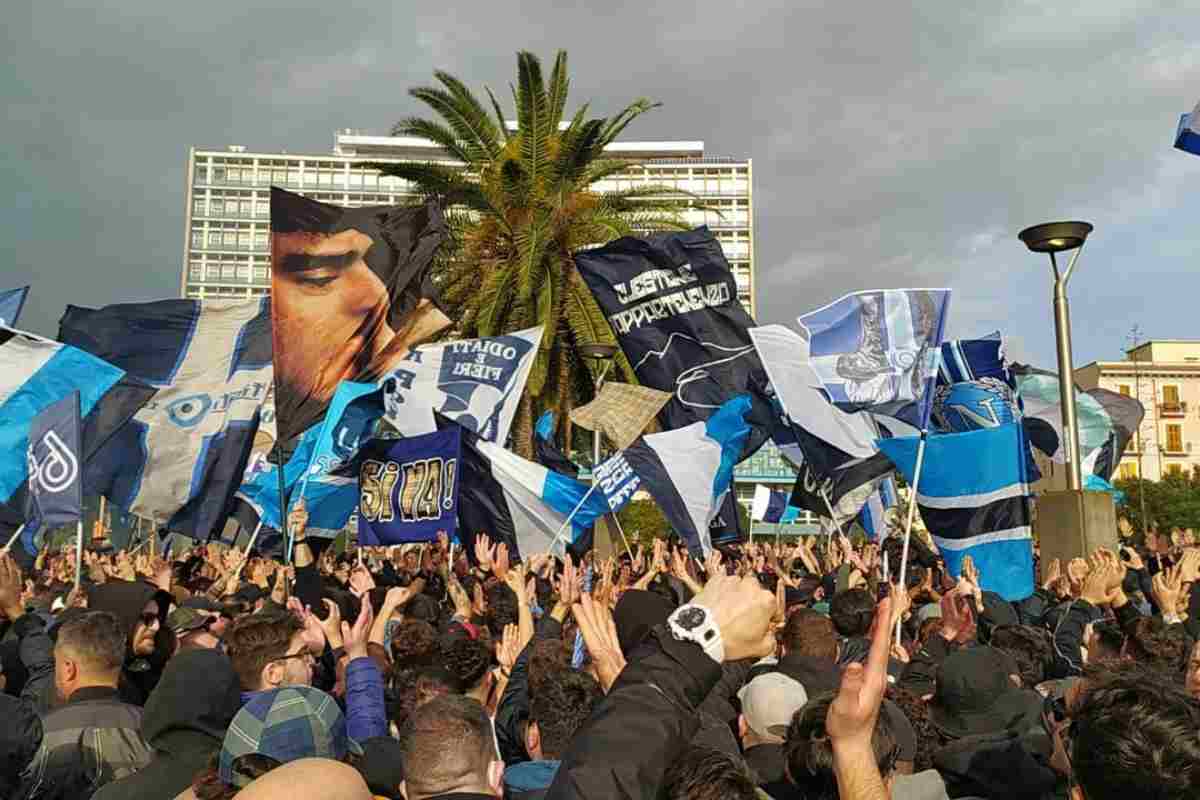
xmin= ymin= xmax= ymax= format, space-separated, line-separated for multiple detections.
xmin=1159 ymin=401 xmax=1188 ymax=417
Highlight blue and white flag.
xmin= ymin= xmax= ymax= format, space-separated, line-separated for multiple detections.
xmin=877 ymin=424 xmax=1035 ymax=601
xmin=238 ymin=381 xmax=384 ymax=538
xmin=594 ymin=395 xmax=751 ymax=558
xmin=1176 ymin=99 xmax=1200 ymax=156
xmin=858 ymin=477 xmax=896 ymax=541
xmin=457 ymin=420 xmax=608 ymax=560
xmin=22 ymin=391 xmax=84 ymax=551
xmin=356 ymin=428 xmax=461 ymax=546
xmin=381 ymin=327 xmax=542 ymax=445
xmin=0 ymin=287 xmax=29 ymax=328
xmin=936 ymin=332 xmax=1011 ymax=389
xmin=59 ymin=298 xmax=272 ymax=539
xmin=798 ymin=289 xmax=951 ymax=427
xmin=534 ymin=410 xmax=580 ymax=479
xmin=0 ymin=327 xmax=152 ymax=511
xmin=751 ymin=485 xmax=789 ymax=523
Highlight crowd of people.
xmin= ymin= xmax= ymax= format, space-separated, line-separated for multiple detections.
xmin=1 ymin=504 xmax=1199 ymax=800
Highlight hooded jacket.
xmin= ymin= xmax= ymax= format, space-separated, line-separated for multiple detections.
xmin=88 ymin=580 xmax=173 ymax=706
xmin=91 ymin=648 xmax=243 ymax=800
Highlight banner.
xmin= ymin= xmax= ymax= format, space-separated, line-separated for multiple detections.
xmin=60 ymin=298 xmax=270 ymax=539
xmin=534 ymin=411 xmax=580 ymax=479
xmin=380 ymin=327 xmax=542 ymax=445
xmin=23 ymin=391 xmax=84 ymax=549
xmin=270 ymin=187 xmax=450 ymax=441
xmin=356 ymin=428 xmax=461 ymax=545
xmin=1176 ymin=99 xmax=1200 ymax=156
xmin=573 ymin=228 xmax=774 ymax=457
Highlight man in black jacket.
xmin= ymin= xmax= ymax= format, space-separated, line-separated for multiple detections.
xmin=91 ymin=647 xmax=242 ymax=800
xmin=88 ymin=579 xmax=173 ymax=705
xmin=16 ymin=611 xmax=152 ymax=800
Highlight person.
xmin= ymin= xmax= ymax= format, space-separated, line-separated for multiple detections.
xmin=398 ymin=694 xmax=505 ymax=800
xmin=440 ymin=630 xmax=496 ymax=708
xmin=88 ymin=578 xmax=173 ymax=705
xmin=91 ymin=647 xmax=242 ymax=800
xmin=1068 ymin=665 xmax=1200 ymax=800
xmin=234 ymin=758 xmax=374 ymax=800
xmin=829 ymin=589 xmax=877 ymax=666
xmin=736 ymin=671 xmax=808 ymax=791
xmin=169 ymin=607 xmax=222 ymax=652
xmin=781 ymin=691 xmax=899 ymax=800
xmin=662 ymin=746 xmax=759 ymax=800
xmin=269 ymin=188 xmax=451 ymax=439
xmin=225 ymin=610 xmax=312 ymax=696
xmin=191 ymin=685 xmax=363 ymax=799
xmin=1187 ymin=639 xmax=1200 ymax=699
xmin=16 ymin=611 xmax=153 ymax=800
xmin=504 ymin=667 xmax=603 ymax=798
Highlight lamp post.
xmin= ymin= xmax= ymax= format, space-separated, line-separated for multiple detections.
xmin=1019 ymin=221 xmax=1094 ymax=491
xmin=577 ymin=343 xmax=618 ymax=478
xmin=1128 ymin=325 xmax=1149 ymax=537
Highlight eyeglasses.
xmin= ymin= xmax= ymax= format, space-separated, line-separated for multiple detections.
xmin=273 ymin=650 xmax=314 ymax=666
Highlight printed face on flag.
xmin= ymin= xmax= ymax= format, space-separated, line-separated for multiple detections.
xmin=270 ymin=188 xmax=449 ymax=440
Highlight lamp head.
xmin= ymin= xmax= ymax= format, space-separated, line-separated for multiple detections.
xmin=1018 ymin=221 xmax=1093 ymax=254
xmin=578 ymin=343 xmax=618 ymax=361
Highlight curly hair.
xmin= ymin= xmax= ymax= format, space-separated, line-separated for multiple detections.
xmin=784 ymin=692 xmax=898 ymax=800
xmin=389 ymin=620 xmax=438 ymax=671
xmin=663 ymin=746 xmax=758 ymax=800
xmin=885 ymin=686 xmax=938 ymax=772
xmin=439 ymin=632 xmax=492 ymax=692
xmin=485 ymin=583 xmax=519 ymax=638
xmin=1124 ymin=616 xmax=1193 ymax=674
xmin=387 ymin=665 xmax=462 ymax=730
xmin=989 ymin=625 xmax=1054 ymax=688
xmin=529 ymin=667 xmax=602 ymax=759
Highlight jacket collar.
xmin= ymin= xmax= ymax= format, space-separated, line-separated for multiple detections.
xmin=68 ymin=685 xmax=121 ymax=704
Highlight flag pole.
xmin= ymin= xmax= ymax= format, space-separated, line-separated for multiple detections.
xmin=241 ymin=520 xmax=264 ymax=561
xmin=608 ymin=513 xmax=635 ymax=561
xmin=1 ymin=524 xmax=25 ymax=556
xmin=895 ymin=431 xmax=928 ymax=644
xmin=819 ymin=489 xmax=844 ymax=538
xmin=73 ymin=520 xmax=83 ymax=592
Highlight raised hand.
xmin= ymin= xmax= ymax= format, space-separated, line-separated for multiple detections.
xmin=0 ymin=555 xmax=25 ymax=620
xmin=348 ymin=565 xmax=376 ymax=597
xmin=496 ymin=623 xmax=521 ymax=675
xmin=288 ymin=500 xmax=309 ymax=540
xmin=573 ymin=593 xmax=627 ymax=692
xmin=827 ymin=595 xmax=893 ymax=768
xmin=494 ymin=542 xmax=511 ymax=582
xmin=319 ymin=598 xmax=345 ymax=649
xmin=691 ymin=573 xmax=778 ymax=662
xmin=1042 ymin=558 xmax=1062 ymax=591
xmin=1152 ymin=563 xmax=1184 ymax=617
xmin=474 ymin=533 xmax=496 ymax=573
xmin=341 ymin=595 xmax=375 ymax=660
xmin=436 ymin=530 xmax=449 ymax=553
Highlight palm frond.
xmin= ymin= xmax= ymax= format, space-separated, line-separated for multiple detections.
xmin=409 ymin=85 xmax=498 ymax=164
xmin=546 ymin=50 xmax=570 ymax=126
xmin=432 ymin=70 xmax=503 ymax=157
xmin=598 ymin=98 xmax=662 ymax=148
xmin=364 ymin=160 xmax=489 ymax=208
xmin=515 ymin=51 xmax=552 ymax=186
xmin=391 ymin=117 xmax=476 ymax=166
xmin=484 ymin=86 xmax=510 ymax=142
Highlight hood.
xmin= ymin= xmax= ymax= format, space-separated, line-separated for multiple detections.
xmin=504 ymin=760 xmax=560 ymax=792
xmin=777 ymin=652 xmax=841 ymax=695
xmin=143 ymin=648 xmax=243 ymax=748
xmin=89 ymin=579 xmax=171 ymax=643
xmin=613 ymin=590 xmax=674 ymax=656
xmin=932 ymin=728 xmax=1056 ymax=800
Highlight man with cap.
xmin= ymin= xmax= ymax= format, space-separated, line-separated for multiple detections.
xmin=929 ymin=646 xmax=1057 ymax=799
xmin=736 ymin=672 xmax=808 ymax=792
xmin=168 ymin=607 xmax=221 ymax=653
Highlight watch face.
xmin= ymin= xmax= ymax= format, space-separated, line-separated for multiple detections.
xmin=677 ymin=606 xmax=707 ymax=631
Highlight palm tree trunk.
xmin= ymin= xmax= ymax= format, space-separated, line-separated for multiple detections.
xmin=513 ymin=392 xmax=535 ymax=459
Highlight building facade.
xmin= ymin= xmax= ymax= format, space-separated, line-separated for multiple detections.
xmin=1076 ymin=340 xmax=1200 ymax=481
xmin=181 ymin=131 xmax=756 ymax=313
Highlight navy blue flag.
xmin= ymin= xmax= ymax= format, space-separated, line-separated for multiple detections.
xmin=534 ymin=410 xmax=580 ymax=479
xmin=59 ymin=298 xmax=271 ymax=540
xmin=356 ymin=428 xmax=461 ymax=546
xmin=878 ymin=424 xmax=1035 ymax=601
xmin=573 ymin=228 xmax=774 ymax=460
xmin=751 ymin=485 xmax=789 ymax=523
xmin=22 ymin=391 xmax=84 ymax=552
xmin=1176 ymin=100 xmax=1200 ymax=156
xmin=0 ymin=286 xmax=29 ymax=327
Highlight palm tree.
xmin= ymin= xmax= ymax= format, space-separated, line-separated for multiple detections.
xmin=369 ymin=50 xmax=697 ymax=456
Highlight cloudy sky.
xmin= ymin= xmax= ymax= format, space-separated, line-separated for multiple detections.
xmin=5 ymin=1 xmax=1198 ymax=369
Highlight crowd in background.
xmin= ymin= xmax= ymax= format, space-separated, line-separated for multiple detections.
xmin=1 ymin=505 xmax=1199 ymax=800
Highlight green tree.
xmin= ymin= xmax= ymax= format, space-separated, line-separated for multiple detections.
xmin=371 ymin=50 xmax=695 ymax=456
xmin=1114 ymin=473 xmax=1200 ymax=533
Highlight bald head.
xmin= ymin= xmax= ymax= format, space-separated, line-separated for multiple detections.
xmin=237 ymin=759 xmax=371 ymax=800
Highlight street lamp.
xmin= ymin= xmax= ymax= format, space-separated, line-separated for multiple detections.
xmin=577 ymin=344 xmax=618 ymax=477
xmin=1019 ymin=221 xmax=1094 ymax=491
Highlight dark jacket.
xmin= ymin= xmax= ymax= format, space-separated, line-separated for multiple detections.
xmin=88 ymin=580 xmax=173 ymax=705
xmin=1042 ymin=599 xmax=1105 ymax=680
xmin=16 ymin=685 xmax=153 ymax=800
xmin=497 ymin=614 xmax=564 ymax=766
xmin=932 ymin=727 xmax=1057 ymax=800
xmin=545 ymin=626 xmax=722 ymax=800
xmin=0 ymin=692 xmax=43 ymax=800
xmin=91 ymin=648 xmax=242 ymax=800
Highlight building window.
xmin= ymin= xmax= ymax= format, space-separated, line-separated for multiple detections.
xmin=1162 ymin=384 xmax=1182 ymax=411
xmin=188 ymin=261 xmax=203 ymax=279
xmin=208 ymin=231 xmax=222 ymax=247
xmin=191 ymin=230 xmax=205 ymax=248
xmin=253 ymin=267 xmax=269 ymax=282
xmin=1166 ymin=463 xmax=1184 ymax=477
xmin=1118 ymin=462 xmax=1138 ymax=480
xmin=1118 ymin=384 xmax=1131 ymax=396
xmin=1166 ymin=424 xmax=1183 ymax=452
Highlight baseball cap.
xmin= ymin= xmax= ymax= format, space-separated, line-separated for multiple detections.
xmin=218 ymin=686 xmax=362 ymax=788
xmin=168 ymin=607 xmax=210 ymax=636
xmin=181 ymin=595 xmax=221 ymax=612
xmin=737 ymin=672 xmax=809 ymax=738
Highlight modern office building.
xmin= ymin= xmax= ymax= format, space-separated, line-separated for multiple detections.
xmin=181 ymin=130 xmax=756 ymax=312
xmin=1076 ymin=340 xmax=1200 ymax=481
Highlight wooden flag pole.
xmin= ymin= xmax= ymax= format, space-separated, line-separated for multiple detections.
xmin=2 ymin=524 xmax=25 ymax=556
xmin=73 ymin=520 xmax=84 ymax=592
xmin=894 ymin=431 xmax=928 ymax=644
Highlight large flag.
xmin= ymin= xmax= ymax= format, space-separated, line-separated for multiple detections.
xmin=0 ymin=327 xmax=152 ymax=514
xmin=1176 ymin=99 xmax=1200 ymax=156
xmin=749 ymin=324 xmax=891 ymax=525
xmin=456 ymin=420 xmax=609 ymax=560
xmin=22 ymin=391 xmax=84 ymax=552
xmin=534 ymin=411 xmax=580 ymax=479
xmin=0 ymin=287 xmax=29 ymax=327
xmin=59 ymin=298 xmax=271 ymax=539
xmin=858 ymin=477 xmax=897 ymax=541
xmin=380 ymin=327 xmax=542 ymax=445
xmin=573 ymin=228 xmax=774 ymax=458
xmin=798 ymin=289 xmax=951 ymax=427
xmin=270 ymin=187 xmax=450 ymax=441
xmin=238 ymin=381 xmax=385 ymax=538
xmin=878 ymin=424 xmax=1035 ymax=601
xmin=356 ymin=428 xmax=461 ymax=546
xmin=594 ymin=395 xmax=751 ymax=557
xmin=751 ymin=485 xmax=790 ymax=523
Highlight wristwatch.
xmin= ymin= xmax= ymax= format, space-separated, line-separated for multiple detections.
xmin=667 ymin=603 xmax=724 ymax=663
